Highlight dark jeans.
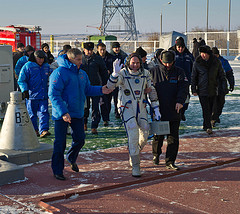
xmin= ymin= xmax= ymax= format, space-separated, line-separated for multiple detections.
xmin=212 ymin=94 xmax=225 ymax=122
xmin=100 ymin=93 xmax=113 ymax=122
xmin=152 ymin=121 xmax=180 ymax=165
xmin=84 ymin=96 xmax=101 ymax=129
xmin=199 ymin=95 xmax=216 ymax=130
xmin=51 ymin=118 xmax=85 ymax=175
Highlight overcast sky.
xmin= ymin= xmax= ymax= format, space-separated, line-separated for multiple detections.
xmin=1 ymin=0 xmax=239 ymax=35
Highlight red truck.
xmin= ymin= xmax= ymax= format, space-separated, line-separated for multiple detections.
xmin=0 ymin=25 xmax=41 ymax=52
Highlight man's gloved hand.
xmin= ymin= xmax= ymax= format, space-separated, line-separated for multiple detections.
xmin=22 ymin=91 xmax=29 ymax=100
xmin=229 ymin=85 xmax=234 ymax=92
xmin=154 ymin=107 xmax=161 ymax=121
xmin=112 ymin=59 xmax=122 ymax=77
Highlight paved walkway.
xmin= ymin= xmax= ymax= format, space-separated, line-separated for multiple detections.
xmin=0 ymin=128 xmax=239 ymax=213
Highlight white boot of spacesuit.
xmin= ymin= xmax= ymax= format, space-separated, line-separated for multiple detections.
xmin=131 ymin=154 xmax=141 ymax=177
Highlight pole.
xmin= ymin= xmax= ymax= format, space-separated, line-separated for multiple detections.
xmin=185 ymin=0 xmax=188 ymax=34
xmin=206 ymin=0 xmax=209 ymax=32
xmin=227 ymin=0 xmax=231 ymax=56
xmin=159 ymin=12 xmax=162 ymax=48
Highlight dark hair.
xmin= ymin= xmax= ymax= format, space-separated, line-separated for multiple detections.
xmin=97 ymin=42 xmax=106 ymax=48
xmin=63 ymin=45 xmax=72 ymax=51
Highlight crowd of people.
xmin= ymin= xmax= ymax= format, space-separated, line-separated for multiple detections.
xmin=12 ymin=37 xmax=235 ymax=180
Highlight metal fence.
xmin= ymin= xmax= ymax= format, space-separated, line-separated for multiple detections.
xmin=42 ymin=31 xmax=240 ymax=57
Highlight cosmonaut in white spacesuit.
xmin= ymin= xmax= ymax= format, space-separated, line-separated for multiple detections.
xmin=107 ymin=53 xmax=161 ymax=177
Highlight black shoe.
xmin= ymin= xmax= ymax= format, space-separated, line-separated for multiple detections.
xmin=181 ymin=114 xmax=186 ymax=121
xmin=103 ymin=121 xmax=109 ymax=127
xmin=54 ymin=174 xmax=66 ymax=180
xmin=115 ymin=112 xmax=121 ymax=119
xmin=70 ymin=163 xmax=79 ymax=172
xmin=153 ymin=156 xmax=159 ymax=165
xmin=166 ymin=164 xmax=179 ymax=171
xmin=206 ymin=128 xmax=213 ymax=135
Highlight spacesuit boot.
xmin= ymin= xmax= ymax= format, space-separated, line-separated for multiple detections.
xmin=129 ymin=155 xmax=132 ymax=167
xmin=131 ymin=155 xmax=141 ymax=177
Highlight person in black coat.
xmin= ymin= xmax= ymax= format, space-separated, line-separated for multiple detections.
xmin=42 ymin=43 xmax=54 ymax=64
xmin=81 ymin=42 xmax=109 ymax=134
xmin=13 ymin=42 xmax=25 ymax=90
xmin=150 ymin=50 xmax=188 ymax=170
xmin=191 ymin=45 xmax=227 ymax=134
xmin=110 ymin=42 xmax=128 ymax=118
xmin=192 ymin=38 xmax=200 ymax=59
xmin=96 ymin=42 xmax=116 ymax=126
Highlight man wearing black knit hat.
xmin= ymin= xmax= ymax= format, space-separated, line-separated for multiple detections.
xmin=150 ymin=50 xmax=188 ymax=170
xmin=169 ymin=36 xmax=194 ymax=121
xmin=191 ymin=45 xmax=228 ymax=134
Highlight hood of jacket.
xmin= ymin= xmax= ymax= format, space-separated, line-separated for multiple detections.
xmin=57 ymin=54 xmax=79 ymax=73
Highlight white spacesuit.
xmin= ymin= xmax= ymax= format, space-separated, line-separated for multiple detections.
xmin=107 ymin=54 xmax=160 ymax=177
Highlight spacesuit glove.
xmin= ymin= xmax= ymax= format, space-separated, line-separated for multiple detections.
xmin=22 ymin=90 xmax=29 ymax=100
xmin=154 ymin=107 xmax=161 ymax=121
xmin=112 ymin=59 xmax=122 ymax=77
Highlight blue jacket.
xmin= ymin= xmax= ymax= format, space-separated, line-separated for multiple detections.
xmin=169 ymin=46 xmax=194 ymax=83
xmin=18 ymin=61 xmax=50 ymax=100
xmin=15 ymin=55 xmax=29 ymax=77
xmin=48 ymin=54 xmax=103 ymax=120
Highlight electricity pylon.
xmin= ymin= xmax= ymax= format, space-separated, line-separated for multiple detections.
xmin=101 ymin=0 xmax=138 ymax=41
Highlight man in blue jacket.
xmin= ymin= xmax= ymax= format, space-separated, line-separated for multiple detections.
xmin=211 ymin=47 xmax=235 ymax=126
xmin=169 ymin=37 xmax=194 ymax=121
xmin=48 ymin=48 xmax=112 ymax=180
xmin=15 ymin=45 xmax=35 ymax=78
xmin=18 ymin=50 xmax=51 ymax=138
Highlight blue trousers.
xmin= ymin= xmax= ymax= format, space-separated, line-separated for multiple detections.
xmin=26 ymin=99 xmax=49 ymax=134
xmin=51 ymin=118 xmax=85 ymax=175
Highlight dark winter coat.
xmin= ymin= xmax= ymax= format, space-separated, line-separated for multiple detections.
xmin=191 ymin=54 xmax=228 ymax=97
xmin=150 ymin=63 xmax=189 ymax=121
xmin=81 ymin=53 xmax=109 ymax=86
xmin=110 ymin=49 xmax=128 ymax=65
xmin=169 ymin=46 xmax=194 ymax=83
xmin=13 ymin=51 xmax=24 ymax=67
xmin=45 ymin=51 xmax=55 ymax=64
xmin=96 ymin=51 xmax=116 ymax=76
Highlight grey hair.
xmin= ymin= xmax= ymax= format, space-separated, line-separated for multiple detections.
xmin=67 ymin=48 xmax=82 ymax=59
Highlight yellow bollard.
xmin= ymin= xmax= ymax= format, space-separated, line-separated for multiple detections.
xmin=50 ymin=35 xmax=54 ymax=53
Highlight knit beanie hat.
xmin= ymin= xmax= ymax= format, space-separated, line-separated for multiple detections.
xmin=175 ymin=36 xmax=185 ymax=47
xmin=135 ymin=46 xmax=147 ymax=58
xmin=199 ymin=45 xmax=212 ymax=54
xmin=41 ymin=43 xmax=49 ymax=49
